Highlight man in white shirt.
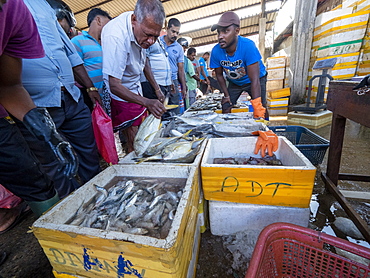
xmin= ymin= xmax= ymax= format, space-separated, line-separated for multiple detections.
xmin=102 ymin=0 xmax=166 ymax=153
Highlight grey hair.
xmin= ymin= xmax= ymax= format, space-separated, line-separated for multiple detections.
xmin=134 ymin=0 xmax=165 ymax=26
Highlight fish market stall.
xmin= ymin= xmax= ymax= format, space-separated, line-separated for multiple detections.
xmin=32 ymin=165 xmax=200 ymax=278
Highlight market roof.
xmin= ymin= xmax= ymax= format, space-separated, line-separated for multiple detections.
xmin=63 ymin=0 xmax=280 ymax=47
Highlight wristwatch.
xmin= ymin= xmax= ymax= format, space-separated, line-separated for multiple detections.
xmin=86 ymin=86 xmax=98 ymax=92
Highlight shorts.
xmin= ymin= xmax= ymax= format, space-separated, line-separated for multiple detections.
xmin=110 ymin=98 xmax=148 ymax=132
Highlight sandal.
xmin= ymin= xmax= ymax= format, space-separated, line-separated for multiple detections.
xmin=0 ymin=202 xmax=31 ymax=234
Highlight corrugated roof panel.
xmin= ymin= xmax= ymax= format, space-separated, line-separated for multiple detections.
xmin=67 ymin=0 xmax=102 ymax=14
xmin=163 ymin=0 xmax=216 ymax=17
xmin=190 ymin=20 xmax=275 ymax=47
xmin=63 ymin=0 xmax=280 ymax=47
xmin=169 ymin=0 xmax=263 ymax=23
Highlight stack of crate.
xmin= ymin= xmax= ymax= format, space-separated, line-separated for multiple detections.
xmin=265 ymin=56 xmax=290 ymax=116
xmin=307 ymin=1 xmax=370 ymax=102
xmin=356 ymin=1 xmax=370 ymax=76
xmin=267 ymin=87 xmax=291 ymax=116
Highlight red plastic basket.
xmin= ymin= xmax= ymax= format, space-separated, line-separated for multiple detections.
xmin=246 ymin=223 xmax=370 ymax=278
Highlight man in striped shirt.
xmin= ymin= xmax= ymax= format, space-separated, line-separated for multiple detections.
xmin=71 ymin=8 xmax=112 ymax=113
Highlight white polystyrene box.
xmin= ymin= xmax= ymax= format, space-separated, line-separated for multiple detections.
xmin=209 ymin=200 xmax=310 ymax=236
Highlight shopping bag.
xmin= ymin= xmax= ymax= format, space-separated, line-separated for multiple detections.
xmin=91 ymin=102 xmax=118 ymax=164
xmin=0 ymin=184 xmax=22 ymax=209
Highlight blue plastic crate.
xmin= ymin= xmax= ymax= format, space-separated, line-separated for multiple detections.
xmin=269 ymin=126 xmax=329 ymax=165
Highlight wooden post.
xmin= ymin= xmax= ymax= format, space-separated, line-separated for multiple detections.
xmin=290 ymin=0 xmax=318 ymax=104
xmin=259 ymin=18 xmax=267 ymax=62
xmin=259 ymin=0 xmax=266 ymax=62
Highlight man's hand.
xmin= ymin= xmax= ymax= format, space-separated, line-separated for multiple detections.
xmin=23 ymin=108 xmax=78 ymax=178
xmin=87 ymin=89 xmax=102 ymax=106
xmin=144 ymin=99 xmax=166 ymax=119
xmin=221 ymin=96 xmax=232 ymax=105
xmin=170 ymin=84 xmax=176 ymax=95
xmin=155 ymin=88 xmax=165 ymax=103
xmin=252 ymin=130 xmax=279 ymax=158
xmin=250 ymin=97 xmax=266 ymax=119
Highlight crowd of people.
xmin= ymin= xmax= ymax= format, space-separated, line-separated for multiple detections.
xmin=0 ymin=0 xmax=276 ymax=246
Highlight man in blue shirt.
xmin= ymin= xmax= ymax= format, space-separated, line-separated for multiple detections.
xmin=160 ymin=18 xmax=187 ymax=115
xmin=199 ymin=52 xmax=211 ymax=94
xmin=210 ymin=11 xmax=268 ymax=118
xmin=20 ymin=0 xmax=102 ymax=198
xmin=210 ymin=11 xmax=278 ymax=157
xmin=140 ymin=39 xmax=172 ymax=103
xmin=71 ymin=8 xmax=112 ymax=113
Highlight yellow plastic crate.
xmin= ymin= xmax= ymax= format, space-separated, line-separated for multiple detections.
xmin=215 ymin=107 xmax=249 ymax=114
xmin=33 ymin=165 xmax=200 ymax=278
xmin=200 ymin=137 xmax=316 ymax=208
xmin=267 ymin=87 xmax=291 ymax=99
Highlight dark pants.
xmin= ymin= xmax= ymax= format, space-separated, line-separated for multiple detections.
xmin=141 ymin=81 xmax=171 ymax=100
xmin=0 ymin=117 xmax=55 ymax=202
xmin=200 ymin=76 xmax=222 ymax=94
xmin=222 ymin=75 xmax=267 ymax=111
xmin=169 ymin=79 xmax=180 ymax=115
xmin=17 ymin=92 xmax=101 ymax=198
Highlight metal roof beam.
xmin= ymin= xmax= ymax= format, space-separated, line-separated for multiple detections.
xmin=180 ymin=10 xmax=277 ymax=35
xmin=190 ymin=21 xmax=274 ymax=46
xmin=74 ymin=0 xmax=113 ymax=15
xmin=166 ymin=0 xmax=228 ymax=18
xmin=176 ymin=0 xmax=277 ymax=23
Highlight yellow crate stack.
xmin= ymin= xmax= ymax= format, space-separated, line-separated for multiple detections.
xmin=307 ymin=4 xmax=370 ymax=103
xmin=265 ymin=56 xmax=290 ymax=116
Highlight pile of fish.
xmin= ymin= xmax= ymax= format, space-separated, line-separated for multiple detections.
xmin=133 ymin=112 xmax=206 ymax=163
xmin=160 ymin=111 xmax=266 ymax=139
xmin=213 ymin=154 xmax=283 ymax=165
xmin=67 ymin=178 xmax=185 ymax=239
xmin=136 ymin=137 xmax=204 ymax=163
xmin=134 ymin=114 xmax=161 ymax=157
xmin=187 ymin=93 xmax=223 ymax=111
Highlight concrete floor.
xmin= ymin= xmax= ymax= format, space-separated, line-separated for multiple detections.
xmin=0 ymin=119 xmax=369 ymax=278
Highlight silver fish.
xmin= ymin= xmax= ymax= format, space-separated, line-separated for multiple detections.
xmin=137 ymin=138 xmax=204 ymax=163
xmin=143 ymin=129 xmax=192 ymax=157
xmin=177 ymin=116 xmax=209 ymax=126
xmin=125 ymin=227 xmax=148 ymax=235
xmin=169 ymin=209 xmax=176 ymax=220
xmin=134 ymin=114 xmax=161 ymax=156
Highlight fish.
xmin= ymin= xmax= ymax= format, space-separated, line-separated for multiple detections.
xmin=177 ymin=116 xmax=209 ymax=126
xmin=136 ymin=138 xmax=204 ymax=163
xmin=134 ymin=114 xmax=161 ymax=156
xmin=67 ymin=177 xmax=185 ymax=239
xmin=213 ymin=154 xmax=283 ymax=166
xmin=143 ymin=129 xmax=193 ymax=157
xmin=161 ymin=138 xmax=204 ymax=161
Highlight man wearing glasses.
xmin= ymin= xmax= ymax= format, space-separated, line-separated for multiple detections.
xmin=101 ymin=0 xmax=166 ymax=153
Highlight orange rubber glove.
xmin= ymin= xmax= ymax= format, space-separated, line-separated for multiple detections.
xmin=252 ymin=130 xmax=279 ymax=158
xmin=250 ymin=97 xmax=266 ymax=119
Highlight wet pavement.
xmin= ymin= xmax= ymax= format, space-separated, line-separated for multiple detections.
xmin=0 ymin=118 xmax=369 ymax=278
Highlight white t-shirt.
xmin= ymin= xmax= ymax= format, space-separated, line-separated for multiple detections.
xmin=102 ymin=11 xmax=146 ymax=102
